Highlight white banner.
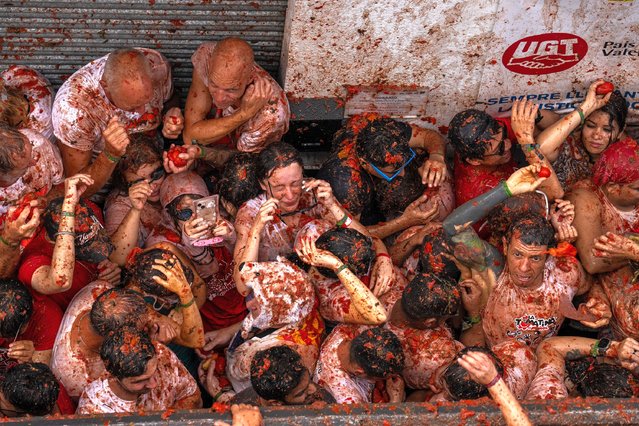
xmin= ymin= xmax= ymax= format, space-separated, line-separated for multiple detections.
xmin=476 ymin=0 xmax=639 ymax=131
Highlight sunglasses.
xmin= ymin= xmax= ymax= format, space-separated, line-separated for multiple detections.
xmin=143 ymin=294 xmax=179 ymax=316
xmin=266 ymin=180 xmax=318 ymax=218
xmin=368 ymin=148 xmax=416 ymax=182
xmin=127 ymin=166 xmax=166 ymax=189
xmin=174 ymin=208 xmax=194 ymax=221
xmin=483 ymin=125 xmax=508 ymax=158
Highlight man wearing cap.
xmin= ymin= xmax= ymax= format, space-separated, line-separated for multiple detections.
xmin=17 ymin=174 xmax=120 ymax=310
xmin=569 ymin=137 xmax=639 ymax=341
xmin=183 ymin=37 xmax=289 ymax=153
xmin=52 ymin=48 xmax=181 ymax=198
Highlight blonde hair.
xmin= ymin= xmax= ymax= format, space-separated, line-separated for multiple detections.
xmin=0 ymin=84 xmax=28 ymax=127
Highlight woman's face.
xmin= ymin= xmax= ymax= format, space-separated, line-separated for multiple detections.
xmin=174 ymin=195 xmax=197 ymax=222
xmin=124 ymin=161 xmax=165 ymax=202
xmin=260 ymin=162 xmax=304 ymax=213
xmin=581 ymin=110 xmax=620 ymax=159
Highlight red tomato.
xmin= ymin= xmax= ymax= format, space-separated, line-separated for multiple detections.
xmin=595 ymin=82 xmax=614 ymax=96
xmin=167 ymin=146 xmax=188 ymax=168
xmin=538 ymin=166 xmax=551 ymax=178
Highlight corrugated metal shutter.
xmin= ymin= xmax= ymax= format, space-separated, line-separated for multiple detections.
xmin=0 ymin=0 xmax=288 ymax=97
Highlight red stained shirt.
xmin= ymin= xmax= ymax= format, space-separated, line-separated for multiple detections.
xmin=0 ymin=295 xmax=62 ymax=351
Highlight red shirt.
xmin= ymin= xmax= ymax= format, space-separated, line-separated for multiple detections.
xmin=57 ymin=382 xmax=76 ymax=415
xmin=0 ymin=296 xmax=62 ymax=351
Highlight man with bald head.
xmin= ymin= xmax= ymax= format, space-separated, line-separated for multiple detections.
xmin=52 ymin=48 xmax=182 ymax=198
xmin=184 ymin=37 xmax=289 ymax=153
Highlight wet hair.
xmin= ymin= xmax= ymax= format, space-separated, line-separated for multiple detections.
xmin=217 ymin=153 xmax=260 ymax=209
xmin=505 ymin=212 xmax=555 ymax=248
xmin=316 ymin=156 xmax=373 ymax=216
xmin=401 ymin=272 xmax=460 ymax=321
xmin=594 ymin=91 xmax=628 ymax=135
xmin=419 ymin=227 xmax=460 ymax=281
xmin=123 ymin=248 xmax=194 ymax=298
xmin=448 ymin=109 xmax=500 ymax=162
xmin=0 ymin=279 xmax=32 ymax=339
xmin=100 ymin=327 xmax=156 ymax=380
xmin=374 ymin=161 xmax=425 ymax=219
xmin=0 ymin=123 xmax=27 ymax=174
xmin=0 ymin=86 xmax=28 ymax=128
xmin=166 ymin=194 xmax=203 ymax=220
xmin=315 ymin=228 xmax=374 ymax=279
xmin=90 ymin=288 xmax=148 ymax=336
xmin=1 ymin=363 xmax=59 ymax=416
xmin=250 ymin=345 xmax=305 ymax=401
xmin=566 ymin=357 xmax=635 ymax=398
xmin=355 ymin=118 xmax=412 ymax=168
xmin=256 ymin=143 xmax=303 ymax=181
xmin=350 ymin=327 xmax=405 ymax=379
xmin=444 ymin=346 xmax=504 ymax=401
xmin=112 ymin=133 xmax=163 ymax=192
xmin=486 ymin=193 xmax=546 ymax=245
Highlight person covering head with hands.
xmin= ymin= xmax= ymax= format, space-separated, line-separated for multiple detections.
xmin=184 ymin=37 xmax=289 ymax=153
xmin=52 ymin=47 xmax=178 ymax=199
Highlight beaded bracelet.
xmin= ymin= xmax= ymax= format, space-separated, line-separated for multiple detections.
xmin=486 ymin=374 xmax=501 ymax=388
xmin=103 ymin=151 xmax=121 ymax=163
xmin=0 ymin=236 xmax=18 ymax=248
xmin=336 ymin=264 xmax=349 ymax=275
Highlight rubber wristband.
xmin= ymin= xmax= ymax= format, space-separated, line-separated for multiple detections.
xmin=486 ymin=374 xmax=501 ymax=388
xmin=340 ymin=215 xmax=353 ymax=229
xmin=0 ymin=236 xmax=19 ymax=248
xmin=591 ymin=340 xmax=600 ymax=358
xmin=336 ymin=212 xmax=350 ymax=227
xmin=336 ymin=264 xmax=349 ymax=275
xmin=61 ymin=211 xmax=75 ymax=218
xmin=376 ymin=253 xmax=391 ymax=259
xmin=575 ymin=106 xmax=585 ymax=127
xmin=55 ymin=231 xmax=75 ymax=237
xmin=465 ymin=315 xmax=482 ymax=325
xmin=502 ymin=181 xmax=513 ymax=197
xmin=103 ymin=151 xmax=121 ymax=163
xmin=179 ymin=298 xmax=196 ymax=309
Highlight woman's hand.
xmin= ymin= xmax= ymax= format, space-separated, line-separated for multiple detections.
xmin=303 ymin=178 xmax=337 ymax=208
xmin=128 ymin=180 xmax=153 ymax=212
xmin=151 ymin=256 xmax=191 ymax=299
xmin=370 ymin=255 xmax=394 ymax=297
xmin=97 ymin=259 xmax=121 ymax=285
xmin=252 ymin=198 xmax=278 ymax=231
xmin=457 ymin=351 xmax=499 ymax=386
xmin=2 ymin=201 xmax=42 ymax=246
xmin=64 ymin=174 xmax=94 ymax=205
xmin=8 ymin=340 xmax=35 ymax=362
xmin=184 ymin=216 xmax=213 ymax=240
xmin=213 ymin=218 xmax=235 ymax=240
xmin=163 ymin=143 xmax=200 ymax=174
xmin=296 ymin=236 xmax=341 ymax=270
xmin=580 ymin=79 xmax=613 ymax=116
xmin=578 ymin=297 xmax=611 ymax=329
xmin=510 ymin=100 xmax=538 ymax=143
xmin=505 ymin=164 xmax=546 ymax=196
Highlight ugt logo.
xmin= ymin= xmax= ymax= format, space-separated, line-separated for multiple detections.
xmin=502 ymin=33 xmax=588 ymax=75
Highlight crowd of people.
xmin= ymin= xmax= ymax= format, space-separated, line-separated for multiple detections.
xmin=0 ymin=36 xmax=638 ymax=424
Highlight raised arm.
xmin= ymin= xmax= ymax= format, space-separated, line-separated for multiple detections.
xmin=0 ymin=203 xmax=42 ymax=278
xmin=408 ymin=124 xmax=447 ymax=187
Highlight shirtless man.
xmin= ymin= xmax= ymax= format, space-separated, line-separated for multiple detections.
xmin=184 ymin=37 xmax=289 ymax=153
xmin=76 ymin=328 xmax=201 ymax=414
xmin=568 ymin=138 xmax=639 ymax=340
xmin=52 ymin=48 xmax=181 ymax=197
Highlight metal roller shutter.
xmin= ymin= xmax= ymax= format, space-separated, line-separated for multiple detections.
xmin=0 ymin=0 xmax=288 ymax=98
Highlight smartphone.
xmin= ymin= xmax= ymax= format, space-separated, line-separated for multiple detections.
xmin=195 ymin=195 xmax=219 ymax=226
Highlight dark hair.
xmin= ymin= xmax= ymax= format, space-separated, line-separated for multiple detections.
xmin=0 ymin=279 xmax=32 ymax=338
xmin=100 ymin=327 xmax=156 ymax=380
xmin=316 ymin=156 xmax=373 ymax=216
xmin=505 ymin=212 xmax=555 ymax=248
xmin=217 ymin=153 xmax=260 ymax=209
xmin=315 ymin=228 xmax=374 ymax=279
xmin=448 ymin=109 xmax=500 ymax=162
xmin=595 ymin=91 xmax=628 ymax=135
xmin=355 ymin=118 xmax=412 ymax=168
xmin=418 ymin=227 xmax=460 ymax=281
xmin=166 ymin=194 xmax=203 ymax=220
xmin=444 ymin=346 xmax=504 ymax=401
xmin=90 ymin=288 xmax=148 ymax=336
xmin=250 ymin=345 xmax=305 ymax=401
xmin=486 ymin=193 xmax=546 ymax=245
xmin=401 ymin=272 xmax=460 ymax=321
xmin=350 ymin=327 xmax=405 ymax=379
xmin=566 ymin=357 xmax=634 ymax=398
xmin=2 ymin=363 xmax=59 ymax=416
xmin=123 ymin=248 xmax=194 ymax=298
xmin=373 ymin=161 xmax=425 ymax=219
xmin=111 ymin=133 xmax=163 ymax=192
xmin=0 ymin=123 xmax=27 ymax=174
xmin=256 ymin=143 xmax=303 ymax=182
